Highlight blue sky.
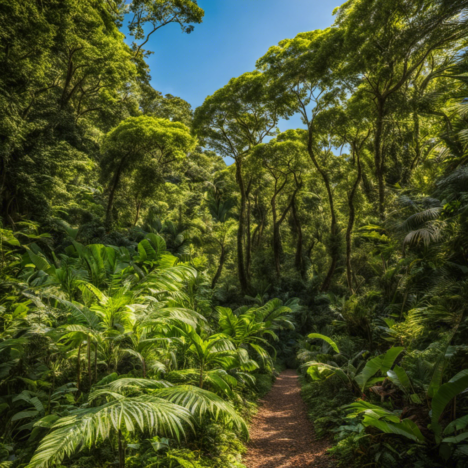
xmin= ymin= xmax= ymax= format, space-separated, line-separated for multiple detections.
xmin=127 ymin=0 xmax=340 ymax=161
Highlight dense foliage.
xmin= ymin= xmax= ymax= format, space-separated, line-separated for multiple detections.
xmin=2 ymin=0 xmax=468 ymax=467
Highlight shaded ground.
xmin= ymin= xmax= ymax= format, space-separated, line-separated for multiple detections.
xmin=244 ymin=370 xmax=335 ymax=468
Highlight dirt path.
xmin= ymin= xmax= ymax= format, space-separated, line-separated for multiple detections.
xmin=244 ymin=370 xmax=334 ymax=468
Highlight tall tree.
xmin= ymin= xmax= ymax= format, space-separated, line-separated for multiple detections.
xmin=251 ymin=130 xmax=306 ymax=278
xmin=335 ymin=0 xmax=468 ymax=218
xmin=194 ymin=71 xmax=288 ymax=293
xmin=101 ymin=116 xmax=196 ymax=228
xmin=258 ymin=29 xmax=344 ymax=291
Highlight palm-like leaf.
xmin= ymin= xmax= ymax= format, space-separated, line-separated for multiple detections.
xmin=27 ymin=396 xmax=192 ymax=468
xmin=155 ymin=385 xmax=247 ymax=437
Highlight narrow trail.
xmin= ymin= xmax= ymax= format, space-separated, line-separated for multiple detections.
xmin=244 ymin=370 xmax=334 ymax=468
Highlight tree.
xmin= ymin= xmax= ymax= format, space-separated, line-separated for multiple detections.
xmin=101 ymin=116 xmax=197 ymax=228
xmin=251 ymin=130 xmax=307 ymax=278
xmin=126 ymin=0 xmax=204 ymax=58
xmin=194 ymin=71 xmax=289 ymax=293
xmin=0 ymin=0 xmax=138 ymax=224
xmin=257 ymin=29 xmax=345 ymax=291
xmin=331 ymin=103 xmax=372 ymax=292
xmin=335 ymin=0 xmax=468 ymax=218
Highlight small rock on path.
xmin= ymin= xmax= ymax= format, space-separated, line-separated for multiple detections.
xmin=244 ymin=369 xmax=335 ymax=468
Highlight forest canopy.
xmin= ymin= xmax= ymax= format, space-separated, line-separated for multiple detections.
xmin=1 ymin=0 xmax=468 ymax=467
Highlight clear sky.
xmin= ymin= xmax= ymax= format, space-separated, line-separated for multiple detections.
xmin=131 ymin=0 xmax=340 ymax=161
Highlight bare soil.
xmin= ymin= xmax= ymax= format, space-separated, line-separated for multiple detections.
xmin=244 ymin=370 xmax=335 ymax=468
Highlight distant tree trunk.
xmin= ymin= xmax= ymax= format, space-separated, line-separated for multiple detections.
xmin=246 ymin=197 xmax=252 ymax=280
xmin=87 ymin=338 xmax=91 ymax=389
xmin=235 ymin=158 xmax=249 ymax=293
xmin=94 ymin=342 xmax=98 ymax=384
xmin=76 ymin=341 xmax=82 ymax=395
xmin=291 ymin=196 xmax=304 ymax=276
xmin=272 ymin=188 xmax=297 ymax=278
xmin=252 ymin=199 xmax=267 ymax=250
xmin=374 ymin=98 xmax=387 ymax=220
xmin=105 ymin=154 xmax=129 ymax=230
xmin=133 ymin=200 xmax=142 ymax=226
xmin=306 ymin=127 xmax=339 ymax=292
xmin=346 ymin=143 xmax=362 ymax=293
xmin=211 ymin=242 xmax=226 ymax=289
xmin=410 ymin=109 xmax=421 ymax=171
xmin=306 ymin=239 xmax=315 ymax=260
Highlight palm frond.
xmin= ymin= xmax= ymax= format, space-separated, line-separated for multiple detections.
xmin=154 ymin=385 xmax=247 ymax=437
xmin=27 ymin=396 xmax=192 ymax=468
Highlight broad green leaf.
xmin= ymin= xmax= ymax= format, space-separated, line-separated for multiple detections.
xmin=432 ymin=372 xmax=468 ymax=442
xmin=11 ymin=410 xmax=39 ymax=422
xmin=380 ymin=347 xmax=404 ymax=374
xmin=354 ymin=355 xmax=382 ymax=391
xmin=387 ymin=365 xmax=411 ymax=392
xmin=444 ymin=414 xmax=468 ymax=435
xmin=363 ymin=416 xmax=425 ymax=443
xmin=308 ymin=333 xmax=340 ymax=353
xmin=306 ymin=361 xmax=348 ymax=383
xmin=442 ymin=432 xmax=468 ymax=444
xmin=28 ymin=251 xmax=52 ymax=273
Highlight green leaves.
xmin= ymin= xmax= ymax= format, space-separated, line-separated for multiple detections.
xmin=306 ymin=361 xmax=348 ymax=383
xmin=27 ymin=397 xmax=192 ymax=468
xmin=346 ymin=401 xmax=425 ymax=443
xmin=308 ymin=333 xmax=340 ymax=353
xmin=387 ymin=365 xmax=412 ymax=393
xmin=155 ymin=385 xmax=248 ymax=437
xmin=432 ymin=370 xmax=468 ymax=442
xmin=355 ymin=347 xmax=404 ymax=391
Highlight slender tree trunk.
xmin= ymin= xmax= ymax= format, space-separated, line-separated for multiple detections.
xmin=105 ymin=164 xmax=124 ymax=229
xmin=246 ymin=197 xmax=252 ymax=280
xmin=235 ymin=158 xmax=249 ymax=293
xmin=346 ymin=144 xmax=362 ymax=293
xmin=133 ymin=200 xmax=142 ymax=227
xmin=211 ymin=243 xmax=226 ymax=289
xmin=410 ymin=110 xmax=421 ymax=170
xmin=374 ymin=99 xmax=386 ymax=219
xmin=271 ymin=189 xmax=297 ymax=278
xmin=87 ymin=338 xmax=91 ymax=389
xmin=306 ymin=240 xmax=315 ymax=260
xmin=142 ymin=358 xmax=146 ymax=378
xmin=291 ymin=197 xmax=303 ymax=276
xmin=257 ymin=208 xmax=266 ymax=247
xmin=271 ymin=193 xmax=281 ymax=278
xmin=77 ymin=341 xmax=82 ymax=394
xmin=306 ymin=128 xmax=339 ymax=292
xmin=94 ymin=342 xmax=98 ymax=384
xmin=118 ymin=430 xmax=125 ymax=468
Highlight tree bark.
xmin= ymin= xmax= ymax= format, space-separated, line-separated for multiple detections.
xmin=133 ymin=200 xmax=142 ymax=227
xmin=235 ymin=158 xmax=249 ymax=293
xmin=374 ymin=98 xmax=386 ymax=220
xmin=271 ymin=189 xmax=297 ymax=278
xmin=291 ymin=196 xmax=304 ymax=276
xmin=306 ymin=127 xmax=339 ymax=292
xmin=87 ymin=338 xmax=92 ymax=389
xmin=246 ymin=197 xmax=252 ymax=280
xmin=94 ymin=342 xmax=98 ymax=384
xmin=211 ymin=243 xmax=226 ymax=289
xmin=105 ymin=155 xmax=128 ymax=229
xmin=77 ymin=341 xmax=82 ymax=394
xmin=346 ymin=143 xmax=362 ymax=293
